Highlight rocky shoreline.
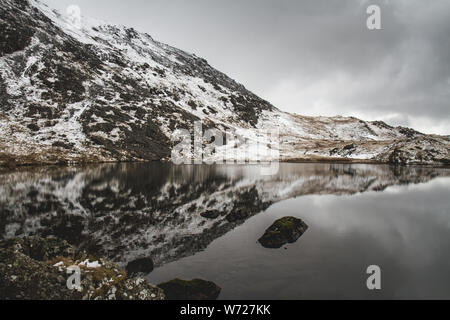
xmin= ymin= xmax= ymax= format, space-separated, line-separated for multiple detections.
xmin=0 ymin=219 xmax=308 ymax=299
xmin=0 ymin=237 xmax=165 ymax=300
xmin=0 ymin=237 xmax=222 ymax=300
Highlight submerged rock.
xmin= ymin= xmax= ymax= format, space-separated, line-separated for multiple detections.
xmin=126 ymin=257 xmax=154 ymax=276
xmin=158 ymin=278 xmax=221 ymax=300
xmin=258 ymin=217 xmax=308 ymax=249
xmin=0 ymin=237 xmax=164 ymax=300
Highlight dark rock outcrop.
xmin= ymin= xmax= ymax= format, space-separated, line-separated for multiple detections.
xmin=158 ymin=278 xmax=221 ymax=300
xmin=258 ymin=217 xmax=309 ymax=249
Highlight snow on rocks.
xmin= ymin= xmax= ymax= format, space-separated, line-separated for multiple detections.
xmin=0 ymin=0 xmax=448 ymax=167
xmin=0 ymin=237 xmax=165 ymax=300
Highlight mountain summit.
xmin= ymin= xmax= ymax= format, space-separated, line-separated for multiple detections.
xmin=0 ymin=0 xmax=448 ymax=166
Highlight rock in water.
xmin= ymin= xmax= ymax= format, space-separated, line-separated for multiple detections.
xmin=158 ymin=278 xmax=221 ymax=300
xmin=126 ymin=257 xmax=154 ymax=276
xmin=258 ymin=217 xmax=309 ymax=249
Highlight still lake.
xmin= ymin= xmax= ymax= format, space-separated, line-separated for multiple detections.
xmin=0 ymin=163 xmax=449 ymax=299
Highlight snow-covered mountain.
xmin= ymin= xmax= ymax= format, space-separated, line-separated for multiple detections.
xmin=0 ymin=0 xmax=449 ymax=166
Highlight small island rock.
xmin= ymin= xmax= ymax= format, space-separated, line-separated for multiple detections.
xmin=258 ymin=217 xmax=308 ymax=249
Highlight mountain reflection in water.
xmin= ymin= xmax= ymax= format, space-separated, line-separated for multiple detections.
xmin=1 ymin=163 xmax=449 ymax=299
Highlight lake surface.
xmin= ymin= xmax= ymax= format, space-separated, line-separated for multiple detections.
xmin=1 ymin=163 xmax=449 ymax=299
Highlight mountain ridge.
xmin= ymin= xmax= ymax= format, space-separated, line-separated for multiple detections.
xmin=0 ymin=0 xmax=449 ymax=167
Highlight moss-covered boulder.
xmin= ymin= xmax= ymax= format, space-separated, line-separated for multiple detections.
xmin=258 ymin=217 xmax=308 ymax=249
xmin=158 ymin=278 xmax=221 ymax=300
xmin=0 ymin=237 xmax=164 ymax=300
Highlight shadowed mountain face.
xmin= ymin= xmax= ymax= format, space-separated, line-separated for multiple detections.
xmin=0 ymin=163 xmax=448 ymax=268
xmin=0 ymin=0 xmax=449 ymax=166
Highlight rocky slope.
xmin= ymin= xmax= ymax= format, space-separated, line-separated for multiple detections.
xmin=0 ymin=237 xmax=165 ymax=300
xmin=0 ymin=0 xmax=448 ymax=166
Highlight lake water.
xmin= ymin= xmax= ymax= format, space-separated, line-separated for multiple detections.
xmin=1 ymin=163 xmax=449 ymax=299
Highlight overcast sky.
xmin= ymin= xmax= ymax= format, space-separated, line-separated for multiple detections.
xmin=45 ymin=0 xmax=450 ymax=135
